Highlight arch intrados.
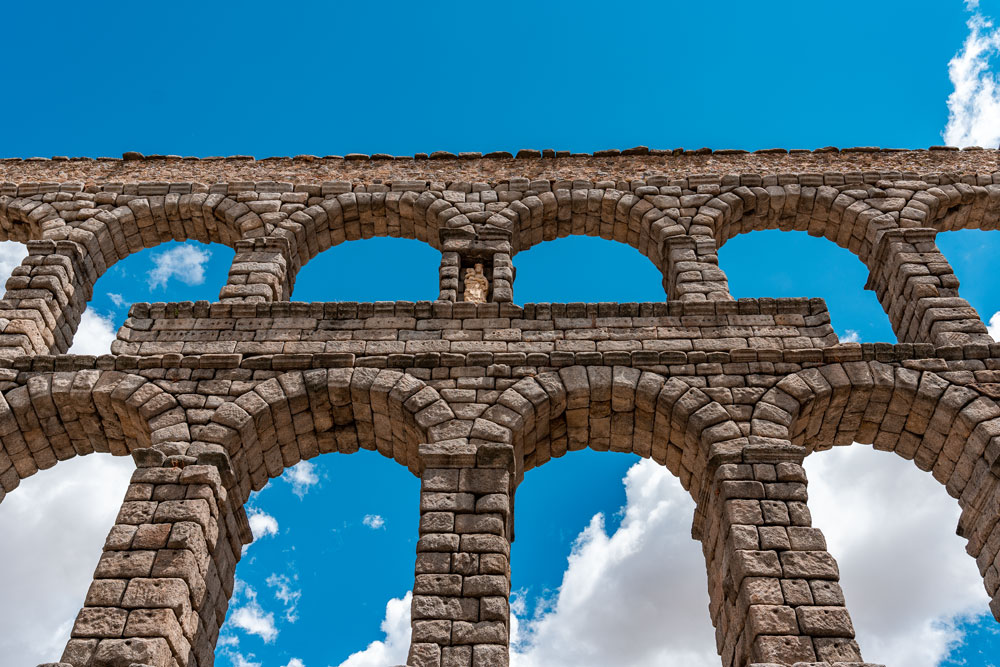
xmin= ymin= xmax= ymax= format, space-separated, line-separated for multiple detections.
xmin=485 ymin=366 xmax=739 ymax=500
xmin=213 ymin=367 xmax=458 ymax=503
xmin=278 ymin=193 xmax=446 ymax=279
xmin=67 ymin=196 xmax=245 ymax=281
xmin=0 ymin=197 xmax=57 ymax=243
xmin=0 ymin=371 xmax=179 ymax=499
xmin=753 ymin=362 xmax=1000 ymax=501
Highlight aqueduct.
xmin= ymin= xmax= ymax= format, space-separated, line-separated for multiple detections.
xmin=1 ymin=146 xmax=999 ymax=666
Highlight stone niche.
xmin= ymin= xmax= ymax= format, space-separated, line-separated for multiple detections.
xmin=440 ymin=239 xmax=514 ymax=303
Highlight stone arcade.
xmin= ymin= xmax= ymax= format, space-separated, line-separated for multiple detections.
xmin=2 ymin=146 xmax=1000 ymax=667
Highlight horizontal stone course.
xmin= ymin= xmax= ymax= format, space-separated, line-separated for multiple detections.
xmin=6 ymin=154 xmax=999 ymax=667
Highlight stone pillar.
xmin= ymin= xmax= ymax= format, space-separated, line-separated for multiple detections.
xmin=664 ymin=235 xmax=733 ymax=302
xmin=695 ymin=449 xmax=877 ymax=666
xmin=865 ymin=227 xmax=992 ymax=347
xmin=218 ymin=237 xmax=295 ymax=303
xmin=0 ymin=239 xmax=93 ymax=358
xmin=56 ymin=454 xmax=251 ymax=667
xmin=408 ymin=442 xmax=513 ymax=667
xmin=439 ymin=251 xmax=461 ymax=302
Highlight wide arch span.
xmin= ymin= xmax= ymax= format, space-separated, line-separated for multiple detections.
xmin=751 ymin=360 xmax=1000 ymax=619
xmin=0 ymin=370 xmax=183 ymax=501
xmin=481 ymin=366 xmax=742 ymax=500
xmin=206 ymin=367 xmax=465 ymax=503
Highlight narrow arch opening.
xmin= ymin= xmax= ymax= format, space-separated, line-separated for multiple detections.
xmin=804 ymin=445 xmax=1000 ymax=665
xmin=75 ymin=240 xmax=235 ymax=355
xmin=0 ymin=454 xmax=134 ymax=665
xmin=510 ymin=449 xmax=717 ymax=664
xmin=935 ymin=229 xmax=1000 ymax=339
xmin=217 ymin=451 xmax=419 ymax=667
xmin=720 ymin=230 xmax=894 ymax=343
xmin=512 ymin=236 xmax=666 ymax=304
xmin=292 ymin=238 xmax=440 ymax=302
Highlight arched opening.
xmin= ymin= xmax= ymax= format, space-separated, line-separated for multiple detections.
xmin=510 ymin=449 xmax=717 ymax=665
xmin=216 ymin=451 xmax=419 ymax=667
xmin=936 ymin=229 xmax=1000 ymax=339
xmin=753 ymin=361 xmax=1000 ymax=646
xmin=512 ymin=236 xmax=666 ymax=304
xmin=720 ymin=230 xmax=894 ymax=343
xmin=76 ymin=240 xmax=234 ymax=355
xmin=805 ymin=445 xmax=1000 ymax=665
xmin=0 ymin=239 xmax=28 ymax=284
xmin=0 ymin=454 xmax=134 ymax=665
xmin=292 ymin=238 xmax=440 ymax=302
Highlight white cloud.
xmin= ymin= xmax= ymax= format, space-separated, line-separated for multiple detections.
xmin=68 ymin=309 xmax=117 ymax=355
xmin=107 ymin=292 xmax=126 ymax=308
xmin=267 ymin=573 xmax=302 ymax=623
xmin=0 ymin=455 xmax=134 ymax=666
xmin=228 ymin=582 xmax=278 ymax=643
xmin=511 ymin=460 xmax=717 ymax=667
xmin=146 ymin=244 xmax=211 ymax=290
xmin=840 ymin=329 xmax=862 ymax=343
xmin=988 ymin=311 xmax=1000 ymax=341
xmin=282 ymin=659 xmax=305 ymax=667
xmin=221 ymin=651 xmax=262 ymax=667
xmin=0 ymin=240 xmax=27 ymax=285
xmin=944 ymin=7 xmax=1000 ymax=147
xmin=247 ymin=508 xmax=279 ymax=541
xmin=284 ymin=460 xmax=319 ymax=499
xmin=335 ymin=592 xmax=412 ymax=667
xmin=333 ymin=449 xmax=996 ymax=667
xmin=362 ymin=514 xmax=386 ymax=530
xmin=805 ymin=445 xmax=989 ymax=666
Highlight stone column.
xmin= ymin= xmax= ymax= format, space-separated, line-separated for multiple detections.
xmin=664 ymin=235 xmax=733 ymax=302
xmin=695 ymin=448 xmax=878 ymax=666
xmin=55 ymin=453 xmax=251 ymax=667
xmin=865 ymin=227 xmax=992 ymax=347
xmin=438 ymin=251 xmax=461 ymax=302
xmin=218 ymin=237 xmax=295 ymax=303
xmin=0 ymin=239 xmax=93 ymax=358
xmin=408 ymin=442 xmax=513 ymax=667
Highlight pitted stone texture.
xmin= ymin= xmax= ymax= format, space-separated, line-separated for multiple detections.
xmin=7 ymin=154 xmax=1000 ymax=667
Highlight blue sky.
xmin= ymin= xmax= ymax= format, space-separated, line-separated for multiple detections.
xmin=1 ymin=1 xmax=1000 ymax=666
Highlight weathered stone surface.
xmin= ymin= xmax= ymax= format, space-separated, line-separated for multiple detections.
xmin=4 ymin=154 xmax=1000 ymax=667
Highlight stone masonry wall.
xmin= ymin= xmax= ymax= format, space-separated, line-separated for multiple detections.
xmin=3 ymin=149 xmax=1000 ymax=667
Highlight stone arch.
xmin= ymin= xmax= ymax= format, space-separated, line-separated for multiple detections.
xmin=0 ymin=196 xmax=62 ymax=242
xmin=751 ymin=360 xmax=1000 ymax=618
xmin=511 ymin=188 xmax=684 ymax=270
xmin=49 ymin=193 xmax=249 ymax=280
xmin=707 ymin=183 xmax=996 ymax=345
xmin=268 ymin=192 xmax=449 ymax=298
xmin=0 ymin=192 xmax=253 ymax=357
xmin=922 ymin=182 xmax=1000 ymax=232
xmin=0 ymin=370 xmax=185 ymax=502
xmin=712 ymin=184 xmax=901 ymax=264
xmin=709 ymin=181 xmax=1000 ymax=260
xmin=206 ymin=367 xmax=463 ymax=504
xmin=479 ymin=365 xmax=742 ymax=500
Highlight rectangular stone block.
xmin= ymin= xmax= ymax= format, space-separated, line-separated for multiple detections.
xmin=71 ymin=607 xmax=128 ymax=638
xmin=795 ymin=605 xmax=856 ymax=637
